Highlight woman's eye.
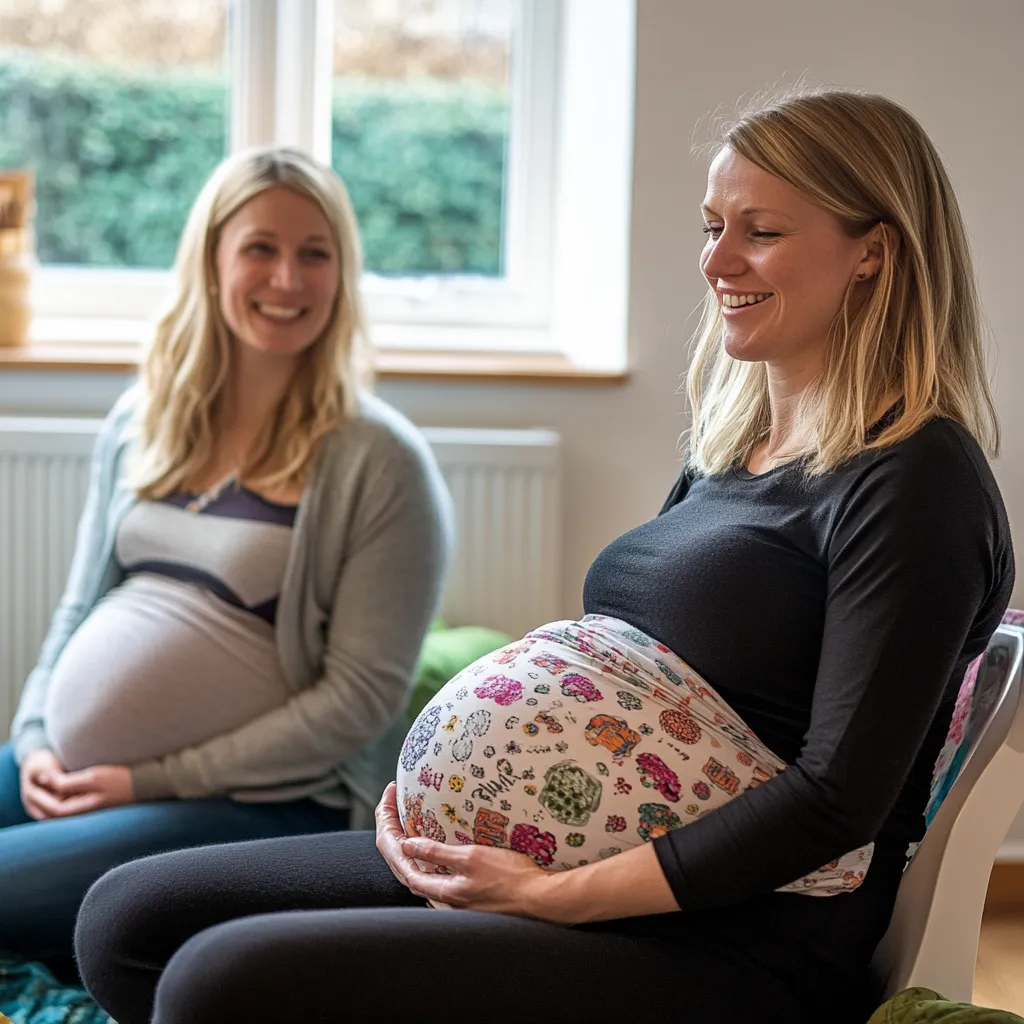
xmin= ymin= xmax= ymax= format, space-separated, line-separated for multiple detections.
xmin=246 ymin=242 xmax=275 ymax=256
xmin=752 ymin=231 xmax=780 ymax=240
xmin=302 ymin=248 xmax=332 ymax=262
xmin=702 ymin=225 xmax=722 ymax=239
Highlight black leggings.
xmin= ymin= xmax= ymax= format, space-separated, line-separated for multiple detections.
xmin=75 ymin=830 xmax=888 ymax=1024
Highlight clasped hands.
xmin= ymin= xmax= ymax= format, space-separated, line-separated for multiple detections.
xmin=374 ymin=781 xmax=572 ymax=924
xmin=19 ymin=748 xmax=134 ymax=820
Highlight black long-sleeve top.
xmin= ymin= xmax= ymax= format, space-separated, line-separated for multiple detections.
xmin=583 ymin=416 xmax=1014 ymax=914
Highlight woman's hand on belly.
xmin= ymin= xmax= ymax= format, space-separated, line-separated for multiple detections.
xmin=38 ymin=763 xmax=135 ymax=817
xmin=20 ymin=751 xmax=135 ymax=819
xmin=376 ymin=782 xmax=558 ymax=920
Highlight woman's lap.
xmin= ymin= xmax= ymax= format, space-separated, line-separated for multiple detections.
xmin=0 ymin=743 xmax=349 ymax=959
xmin=77 ymin=829 xmax=807 ymax=1024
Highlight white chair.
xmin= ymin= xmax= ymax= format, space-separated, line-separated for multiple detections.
xmin=871 ymin=624 xmax=1024 ymax=1004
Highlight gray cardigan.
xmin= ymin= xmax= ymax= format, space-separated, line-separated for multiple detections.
xmin=10 ymin=387 xmax=453 ymax=829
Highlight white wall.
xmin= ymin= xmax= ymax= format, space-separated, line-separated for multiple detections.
xmin=3 ymin=0 xmax=1023 ymax=836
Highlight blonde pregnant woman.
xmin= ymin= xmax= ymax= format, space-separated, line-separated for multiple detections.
xmin=0 ymin=147 xmax=451 ymax=968
xmin=77 ymin=90 xmax=1012 ymax=1024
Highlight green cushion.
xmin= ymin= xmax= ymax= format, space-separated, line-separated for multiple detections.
xmin=867 ymin=988 xmax=1024 ymax=1024
xmin=407 ymin=623 xmax=513 ymax=724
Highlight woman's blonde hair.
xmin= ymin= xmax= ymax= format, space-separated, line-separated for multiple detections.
xmin=129 ymin=146 xmax=372 ymax=497
xmin=686 ymin=86 xmax=999 ymax=475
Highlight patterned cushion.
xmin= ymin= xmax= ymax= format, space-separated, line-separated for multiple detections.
xmin=926 ymin=610 xmax=1024 ymax=826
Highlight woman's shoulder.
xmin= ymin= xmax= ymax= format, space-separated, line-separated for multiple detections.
xmin=835 ymin=416 xmax=1011 ymax=547
xmin=318 ymin=391 xmax=441 ymax=480
xmin=93 ymin=384 xmax=141 ymax=458
xmin=857 ymin=415 xmax=999 ymax=499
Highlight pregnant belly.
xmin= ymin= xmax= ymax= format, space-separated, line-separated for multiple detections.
xmin=396 ymin=618 xmax=784 ymax=873
xmin=45 ymin=575 xmax=291 ymax=770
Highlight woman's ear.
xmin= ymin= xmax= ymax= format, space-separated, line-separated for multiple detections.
xmin=855 ymin=222 xmax=900 ymax=281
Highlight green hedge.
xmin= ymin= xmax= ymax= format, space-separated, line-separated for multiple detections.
xmin=0 ymin=52 xmax=508 ymax=275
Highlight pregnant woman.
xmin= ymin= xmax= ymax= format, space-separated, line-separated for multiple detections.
xmin=77 ymin=89 xmax=1013 ymax=1024
xmin=0 ymin=146 xmax=451 ymax=967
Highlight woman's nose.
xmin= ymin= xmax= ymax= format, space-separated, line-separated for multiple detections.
xmin=269 ymin=255 xmax=302 ymax=291
xmin=701 ymin=231 xmax=745 ymax=281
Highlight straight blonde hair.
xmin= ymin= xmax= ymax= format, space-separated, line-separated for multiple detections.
xmin=686 ymin=87 xmax=999 ymax=475
xmin=129 ymin=147 xmax=372 ymax=498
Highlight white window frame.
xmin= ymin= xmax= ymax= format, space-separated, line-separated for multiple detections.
xmin=29 ymin=0 xmax=635 ymax=372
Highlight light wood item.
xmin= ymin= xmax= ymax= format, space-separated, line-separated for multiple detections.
xmin=871 ymin=624 xmax=1024 ymax=1002
xmin=0 ymin=169 xmax=34 ymax=348
xmin=975 ymin=909 xmax=1024 ymax=1014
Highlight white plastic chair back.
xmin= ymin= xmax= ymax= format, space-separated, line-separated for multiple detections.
xmin=871 ymin=624 xmax=1024 ymax=1003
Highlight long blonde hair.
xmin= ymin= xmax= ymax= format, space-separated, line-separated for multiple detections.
xmin=129 ymin=146 xmax=372 ymax=497
xmin=686 ymin=87 xmax=999 ymax=475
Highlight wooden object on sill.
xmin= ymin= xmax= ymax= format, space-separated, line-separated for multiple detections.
xmin=0 ymin=169 xmax=34 ymax=349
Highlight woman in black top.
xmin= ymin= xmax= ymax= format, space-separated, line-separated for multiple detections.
xmin=75 ymin=88 xmax=1014 ymax=1024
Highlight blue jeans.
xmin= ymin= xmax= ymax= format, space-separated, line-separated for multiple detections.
xmin=0 ymin=743 xmax=350 ymax=961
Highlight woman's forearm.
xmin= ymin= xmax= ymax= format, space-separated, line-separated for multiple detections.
xmin=531 ymin=840 xmax=680 ymax=926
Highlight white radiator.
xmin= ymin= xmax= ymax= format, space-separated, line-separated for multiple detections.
xmin=0 ymin=418 xmax=561 ymax=735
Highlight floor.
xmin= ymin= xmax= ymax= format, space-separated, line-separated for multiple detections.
xmin=975 ymin=911 xmax=1024 ymax=1014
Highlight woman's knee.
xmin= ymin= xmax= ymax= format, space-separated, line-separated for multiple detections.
xmin=76 ymin=850 xmax=189 ymax=984
xmin=152 ymin=917 xmax=317 ymax=1024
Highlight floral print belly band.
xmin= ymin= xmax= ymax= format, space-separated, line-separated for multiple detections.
xmin=396 ymin=614 xmax=873 ymax=896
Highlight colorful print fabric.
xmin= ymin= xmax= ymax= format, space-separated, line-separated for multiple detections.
xmin=397 ymin=615 xmax=873 ymax=896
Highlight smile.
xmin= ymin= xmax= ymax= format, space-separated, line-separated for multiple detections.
xmin=252 ymin=301 xmax=307 ymax=321
xmin=720 ymin=292 xmax=773 ymax=310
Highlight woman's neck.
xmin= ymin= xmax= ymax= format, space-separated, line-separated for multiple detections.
xmin=761 ymin=362 xmax=818 ymax=461
xmin=220 ymin=343 xmax=301 ymax=439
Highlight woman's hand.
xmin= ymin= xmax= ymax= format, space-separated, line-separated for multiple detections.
xmin=19 ymin=748 xmax=67 ymax=820
xmin=46 ymin=765 xmax=135 ymax=815
xmin=375 ymin=782 xmax=559 ymax=920
xmin=19 ymin=751 xmax=134 ymax=820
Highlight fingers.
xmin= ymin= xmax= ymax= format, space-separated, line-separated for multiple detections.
xmin=46 ymin=793 xmax=104 ymax=817
xmin=47 ymin=768 xmax=98 ymax=798
xmin=402 ymin=838 xmax=467 ymax=872
xmin=21 ymin=780 xmax=66 ymax=820
xmin=375 ymin=783 xmax=421 ymax=889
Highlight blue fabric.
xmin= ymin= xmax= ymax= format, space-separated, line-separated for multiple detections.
xmin=0 ymin=956 xmax=112 ymax=1024
xmin=0 ymin=743 xmax=349 ymax=961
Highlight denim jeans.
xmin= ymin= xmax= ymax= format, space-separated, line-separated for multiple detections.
xmin=0 ymin=742 xmax=349 ymax=961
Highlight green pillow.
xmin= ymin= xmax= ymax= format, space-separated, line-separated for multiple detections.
xmin=407 ymin=624 xmax=513 ymax=723
xmin=867 ymin=987 xmax=1024 ymax=1024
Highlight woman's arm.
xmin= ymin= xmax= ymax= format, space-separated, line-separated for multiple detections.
xmin=130 ymin=425 xmax=453 ymax=801
xmin=652 ymin=429 xmax=1013 ymax=913
xmin=10 ymin=390 xmax=134 ymax=763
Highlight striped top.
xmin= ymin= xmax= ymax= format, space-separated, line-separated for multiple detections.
xmin=118 ymin=482 xmax=297 ymax=625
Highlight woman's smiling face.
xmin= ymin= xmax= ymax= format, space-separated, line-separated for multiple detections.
xmin=700 ymin=146 xmax=874 ymax=377
xmin=214 ymin=186 xmax=340 ymax=361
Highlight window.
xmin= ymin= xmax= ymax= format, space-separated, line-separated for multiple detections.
xmin=0 ymin=0 xmax=229 ymax=269
xmin=6 ymin=0 xmax=635 ymax=372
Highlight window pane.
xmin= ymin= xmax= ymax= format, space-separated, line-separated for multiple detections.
xmin=0 ymin=0 xmax=228 ymax=269
xmin=332 ymin=0 xmax=514 ymax=278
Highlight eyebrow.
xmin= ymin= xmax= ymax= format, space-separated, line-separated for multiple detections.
xmin=701 ymin=203 xmax=794 ymax=217
xmin=242 ymin=229 xmax=334 ymax=244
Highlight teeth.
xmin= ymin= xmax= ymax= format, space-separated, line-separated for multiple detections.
xmin=722 ymin=293 xmax=771 ymax=308
xmin=256 ymin=303 xmax=303 ymax=320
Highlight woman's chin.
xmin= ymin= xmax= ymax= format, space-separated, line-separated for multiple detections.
xmin=723 ymin=333 xmax=767 ymax=363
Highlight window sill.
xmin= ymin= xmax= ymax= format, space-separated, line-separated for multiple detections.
xmin=0 ymin=340 xmax=629 ymax=385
